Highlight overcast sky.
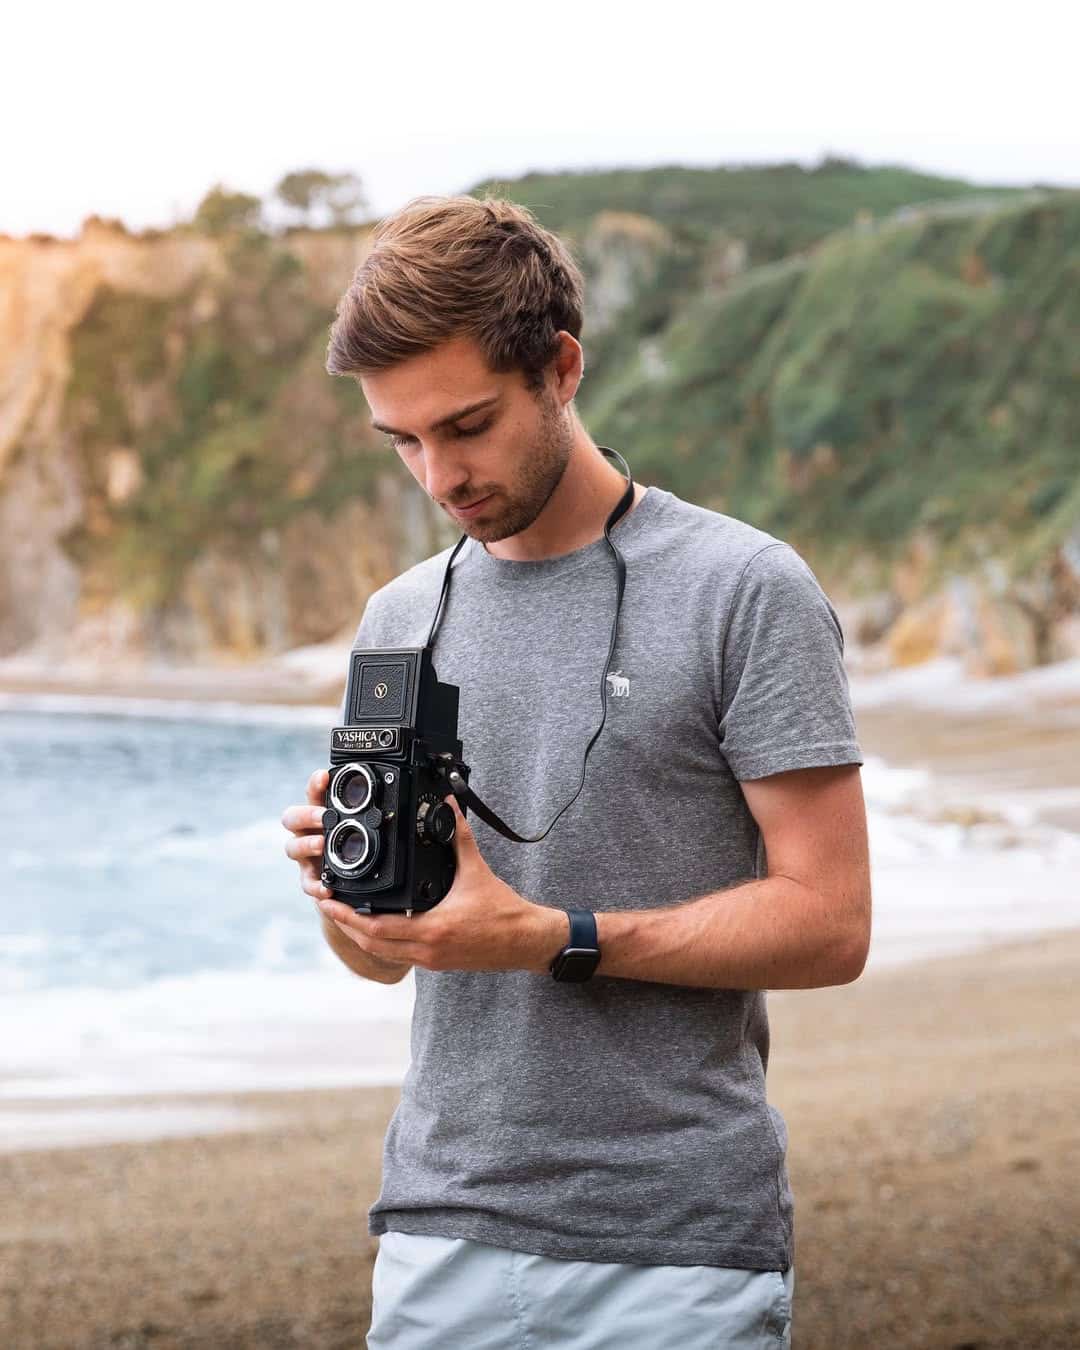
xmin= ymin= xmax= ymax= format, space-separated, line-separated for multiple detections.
xmin=4 ymin=1 xmax=1078 ymax=239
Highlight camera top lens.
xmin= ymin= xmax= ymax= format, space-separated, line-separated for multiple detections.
xmin=330 ymin=762 xmax=377 ymax=814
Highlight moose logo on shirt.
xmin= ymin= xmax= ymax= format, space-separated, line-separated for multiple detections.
xmin=606 ymin=670 xmax=630 ymax=698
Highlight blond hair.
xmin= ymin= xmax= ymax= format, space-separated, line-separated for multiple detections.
xmin=325 ymin=194 xmax=585 ymax=394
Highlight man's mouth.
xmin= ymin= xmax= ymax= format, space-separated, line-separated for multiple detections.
xmin=447 ymin=493 xmax=494 ymax=519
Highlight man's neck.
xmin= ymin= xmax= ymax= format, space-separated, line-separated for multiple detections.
xmin=483 ymin=437 xmax=646 ymax=563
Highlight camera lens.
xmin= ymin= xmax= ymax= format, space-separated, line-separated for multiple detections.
xmin=326 ymin=819 xmax=380 ymax=875
xmin=339 ymin=828 xmax=369 ymax=866
xmin=330 ymin=762 xmax=377 ymax=814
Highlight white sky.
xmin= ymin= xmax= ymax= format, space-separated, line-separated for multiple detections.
xmin=3 ymin=0 xmax=1078 ymax=239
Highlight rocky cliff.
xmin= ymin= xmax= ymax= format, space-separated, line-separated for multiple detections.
xmin=1 ymin=163 xmax=1077 ymax=684
xmin=0 ymin=219 xmax=446 ymax=672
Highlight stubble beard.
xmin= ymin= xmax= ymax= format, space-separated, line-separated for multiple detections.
xmin=451 ymin=394 xmax=574 ymax=545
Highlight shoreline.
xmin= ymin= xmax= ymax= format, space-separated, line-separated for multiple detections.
xmin=2 ymin=928 xmax=1077 ymax=1347
xmin=3 ymin=649 xmax=1080 ymax=714
xmin=7 ymin=655 xmax=1080 ymax=835
xmin=0 ymin=928 xmax=1074 ymax=1150
xmin=5 ymin=655 xmax=1080 ymax=1147
xmin=0 ymin=664 xmax=344 ymax=710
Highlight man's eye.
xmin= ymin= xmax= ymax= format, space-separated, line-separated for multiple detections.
xmin=454 ymin=419 xmax=492 ymax=439
xmin=389 ymin=419 xmax=492 ymax=451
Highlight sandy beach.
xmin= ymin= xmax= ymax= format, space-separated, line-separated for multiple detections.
xmin=3 ymin=655 xmax=1079 ymax=1346
xmin=1 ymin=928 xmax=1077 ymax=1349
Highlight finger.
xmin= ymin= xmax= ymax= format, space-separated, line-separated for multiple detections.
xmin=306 ymin=769 xmax=330 ymax=806
xmin=344 ymin=932 xmax=420 ymax=969
xmin=301 ymin=862 xmax=334 ymax=902
xmin=281 ymin=804 xmax=330 ymax=834
xmin=319 ymin=901 xmax=416 ymax=943
xmin=284 ymin=832 xmax=325 ymax=863
xmin=331 ymin=917 xmax=415 ymax=963
xmin=353 ymin=910 xmax=419 ymax=941
xmin=323 ymin=908 xmax=420 ymax=963
xmin=444 ymin=794 xmax=480 ymax=864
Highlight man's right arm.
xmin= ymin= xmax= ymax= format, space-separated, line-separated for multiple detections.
xmin=283 ymin=769 xmax=414 ymax=986
xmin=319 ymin=910 xmax=413 ymax=984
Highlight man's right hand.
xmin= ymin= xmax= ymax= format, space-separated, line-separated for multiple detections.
xmin=282 ymin=768 xmax=338 ymax=906
xmin=281 ymin=769 xmax=413 ymax=983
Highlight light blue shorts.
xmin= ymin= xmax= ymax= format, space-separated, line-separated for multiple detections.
xmin=366 ymin=1230 xmax=794 ymax=1349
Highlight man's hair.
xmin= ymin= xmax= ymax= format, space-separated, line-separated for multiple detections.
xmin=325 ymin=194 xmax=585 ymax=395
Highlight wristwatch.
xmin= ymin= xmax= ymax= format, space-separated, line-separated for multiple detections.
xmin=550 ymin=909 xmax=601 ymax=982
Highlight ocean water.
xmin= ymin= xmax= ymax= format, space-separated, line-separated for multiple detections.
xmin=2 ymin=701 xmax=336 ymax=992
xmin=1 ymin=694 xmax=1078 ymax=1139
xmin=0 ymin=698 xmax=414 ymax=1117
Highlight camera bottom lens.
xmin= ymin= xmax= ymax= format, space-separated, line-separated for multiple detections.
xmin=326 ymin=818 xmax=380 ymax=875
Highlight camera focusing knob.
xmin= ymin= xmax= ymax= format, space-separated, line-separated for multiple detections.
xmin=416 ymin=800 xmax=456 ymax=845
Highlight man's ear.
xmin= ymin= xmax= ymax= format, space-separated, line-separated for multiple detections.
xmin=552 ymin=331 xmax=584 ymax=403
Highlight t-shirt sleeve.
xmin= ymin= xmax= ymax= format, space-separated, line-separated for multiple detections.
xmin=717 ymin=542 xmax=864 ymax=781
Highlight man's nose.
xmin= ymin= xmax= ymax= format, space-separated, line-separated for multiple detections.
xmin=422 ymin=446 xmax=470 ymax=502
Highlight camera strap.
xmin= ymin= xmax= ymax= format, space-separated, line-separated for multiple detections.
xmin=425 ymin=445 xmax=635 ymax=845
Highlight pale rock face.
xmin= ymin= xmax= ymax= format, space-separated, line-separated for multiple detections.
xmin=886 ymin=595 xmax=948 ymax=668
xmin=0 ymin=230 xmax=218 ymax=661
xmin=866 ymin=546 xmax=1077 ymax=678
xmin=0 ymin=224 xmax=439 ymax=669
xmin=105 ymin=448 xmax=143 ymax=504
xmin=700 ymin=234 xmax=748 ymax=292
xmin=1061 ymin=527 xmax=1080 ymax=585
xmin=579 ymin=211 xmax=675 ymax=337
xmin=1056 ymin=614 xmax=1080 ymax=661
xmin=0 ymin=400 xmax=83 ymax=659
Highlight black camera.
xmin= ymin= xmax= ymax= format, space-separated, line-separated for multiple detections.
xmin=320 ymin=647 xmax=469 ymax=915
xmin=320 ymin=445 xmax=635 ymax=917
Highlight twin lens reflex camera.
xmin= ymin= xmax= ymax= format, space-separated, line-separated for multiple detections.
xmin=320 ymin=647 xmax=467 ymax=916
xmin=319 ymin=445 xmax=636 ymax=917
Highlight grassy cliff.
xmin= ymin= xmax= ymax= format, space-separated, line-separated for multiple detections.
xmin=1 ymin=160 xmax=1075 ymax=670
xmin=574 ymin=190 xmax=1079 ymax=590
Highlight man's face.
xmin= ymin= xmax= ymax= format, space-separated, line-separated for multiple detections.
xmin=360 ymin=334 xmax=574 ymax=543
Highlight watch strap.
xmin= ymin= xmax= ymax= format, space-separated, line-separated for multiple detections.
xmin=566 ymin=909 xmax=598 ymax=950
xmin=550 ymin=908 xmax=600 ymax=982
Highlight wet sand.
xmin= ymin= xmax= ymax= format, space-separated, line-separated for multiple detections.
xmin=0 ymin=660 xmax=344 ymax=709
xmin=855 ymin=700 xmax=1080 ymax=835
xmin=2 ymin=929 xmax=1078 ymax=1349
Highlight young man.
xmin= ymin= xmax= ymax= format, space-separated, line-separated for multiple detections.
xmin=281 ymin=194 xmax=871 ymax=1348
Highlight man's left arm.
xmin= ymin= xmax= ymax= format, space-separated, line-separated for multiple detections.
xmin=317 ymin=764 xmax=871 ymax=990
xmin=317 ymin=542 xmax=871 ymax=988
xmin=590 ymin=762 xmax=871 ymax=989
xmin=589 ymin=538 xmax=873 ymax=990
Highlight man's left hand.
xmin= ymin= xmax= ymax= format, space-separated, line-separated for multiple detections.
xmin=318 ymin=796 xmax=567 ymax=974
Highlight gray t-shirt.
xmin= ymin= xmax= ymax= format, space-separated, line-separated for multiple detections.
xmin=347 ymin=485 xmax=863 ymax=1270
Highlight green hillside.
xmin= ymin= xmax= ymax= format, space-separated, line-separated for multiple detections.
xmin=574 ymin=190 xmax=1080 ymax=588
xmin=471 ymin=159 xmax=1023 ymax=263
xmin=60 ymin=231 xmax=384 ymax=609
xmin=13 ymin=159 xmax=1074 ymax=662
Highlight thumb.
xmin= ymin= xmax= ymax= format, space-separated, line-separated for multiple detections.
xmin=306 ymin=768 xmax=329 ymax=807
xmin=444 ymin=793 xmax=481 ymax=868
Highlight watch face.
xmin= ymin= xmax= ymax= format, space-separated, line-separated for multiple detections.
xmin=552 ymin=947 xmax=600 ymax=982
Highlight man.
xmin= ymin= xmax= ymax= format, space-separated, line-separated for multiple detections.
xmin=282 ymin=194 xmax=871 ymax=1348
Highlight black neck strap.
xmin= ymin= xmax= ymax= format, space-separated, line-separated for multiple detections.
xmin=426 ymin=446 xmax=635 ymax=844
